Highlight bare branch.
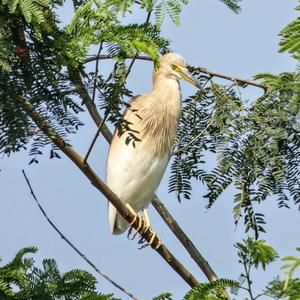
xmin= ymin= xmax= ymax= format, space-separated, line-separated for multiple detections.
xmin=84 ymin=55 xmax=152 ymax=64
xmin=68 ymin=65 xmax=113 ymax=142
xmin=83 ymin=111 xmax=109 ymax=165
xmin=171 ymin=119 xmax=215 ymax=156
xmin=198 ymin=67 xmax=266 ymax=91
xmin=22 ymin=170 xmax=139 ymax=300
xmin=84 ymin=55 xmax=266 ymax=90
xmin=151 ymin=196 xmax=218 ymax=281
xmin=91 ymin=43 xmax=103 ymax=103
xmin=19 ymin=97 xmax=200 ymax=288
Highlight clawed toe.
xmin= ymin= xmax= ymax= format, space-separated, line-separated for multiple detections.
xmin=126 ymin=204 xmax=161 ymax=249
xmin=137 ymin=226 xmax=162 ymax=250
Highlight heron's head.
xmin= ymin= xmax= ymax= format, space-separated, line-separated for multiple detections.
xmin=154 ymin=52 xmax=201 ymax=89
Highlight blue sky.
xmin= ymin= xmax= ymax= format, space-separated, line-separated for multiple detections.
xmin=0 ymin=0 xmax=299 ymax=299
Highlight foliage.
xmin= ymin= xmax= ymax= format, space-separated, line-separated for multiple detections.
xmin=280 ymin=247 xmax=300 ymax=292
xmin=153 ymin=0 xmax=241 ymax=27
xmin=218 ymin=0 xmax=241 ymax=13
xmin=2 ymin=244 xmax=299 ymax=299
xmin=266 ymin=277 xmax=300 ymax=300
xmin=184 ymin=279 xmax=239 ymax=300
xmin=169 ymin=67 xmax=300 ymax=238
xmin=167 ymin=1 xmax=300 ymax=238
xmin=235 ymin=237 xmax=278 ymax=270
xmin=152 ymin=292 xmax=173 ymax=300
xmin=0 ymin=0 xmax=168 ymax=159
xmin=0 ymin=247 xmax=119 ymax=299
xmin=279 ymin=0 xmax=300 ymax=60
xmin=184 ymin=238 xmax=290 ymax=300
xmin=265 ymin=247 xmax=300 ymax=300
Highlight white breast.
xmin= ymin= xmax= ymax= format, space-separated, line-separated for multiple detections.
xmin=107 ymin=140 xmax=169 ymax=234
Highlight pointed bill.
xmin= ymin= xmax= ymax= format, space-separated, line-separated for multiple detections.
xmin=177 ymin=66 xmax=201 ymax=89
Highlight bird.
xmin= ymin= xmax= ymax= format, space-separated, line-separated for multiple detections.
xmin=106 ymin=52 xmax=201 ymax=237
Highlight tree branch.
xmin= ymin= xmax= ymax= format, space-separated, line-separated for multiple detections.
xmin=18 ymin=97 xmax=199 ymax=288
xmin=91 ymin=43 xmax=103 ymax=103
xmin=22 ymin=170 xmax=139 ymax=300
xmin=151 ymin=196 xmax=218 ymax=281
xmin=67 ymin=65 xmax=221 ymax=284
xmin=83 ymin=111 xmax=109 ymax=165
xmin=84 ymin=55 xmax=266 ymax=90
xmin=67 ymin=65 xmax=113 ymax=142
xmin=84 ymin=55 xmax=152 ymax=64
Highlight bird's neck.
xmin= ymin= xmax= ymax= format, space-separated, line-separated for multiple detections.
xmin=151 ymin=74 xmax=182 ymax=110
xmin=137 ymin=74 xmax=182 ymax=155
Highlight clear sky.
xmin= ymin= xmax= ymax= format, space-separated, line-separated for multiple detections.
xmin=0 ymin=0 xmax=299 ymax=299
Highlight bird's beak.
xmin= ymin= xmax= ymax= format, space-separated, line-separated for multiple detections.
xmin=177 ymin=67 xmax=201 ymax=89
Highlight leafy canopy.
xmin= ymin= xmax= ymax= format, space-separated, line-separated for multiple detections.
xmin=0 ymin=246 xmax=119 ymax=299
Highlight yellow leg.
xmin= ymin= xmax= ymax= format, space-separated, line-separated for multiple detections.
xmin=127 ymin=204 xmax=138 ymax=226
xmin=143 ymin=209 xmax=151 ymax=228
xmin=142 ymin=209 xmax=161 ymax=249
xmin=126 ymin=204 xmax=141 ymax=240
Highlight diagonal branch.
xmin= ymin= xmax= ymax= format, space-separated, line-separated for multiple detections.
xmin=67 ymin=65 xmax=113 ymax=142
xmin=84 ymin=55 xmax=266 ymax=90
xmin=67 ymin=65 xmax=221 ymax=284
xmin=151 ymin=196 xmax=218 ymax=282
xmin=83 ymin=111 xmax=109 ymax=165
xmin=19 ymin=96 xmax=199 ymax=288
xmin=22 ymin=170 xmax=139 ymax=300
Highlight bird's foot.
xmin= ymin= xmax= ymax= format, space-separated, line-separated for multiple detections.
xmin=126 ymin=204 xmax=161 ymax=249
xmin=127 ymin=204 xmax=143 ymax=240
xmin=138 ymin=226 xmax=161 ymax=250
xmin=127 ymin=212 xmax=143 ymax=240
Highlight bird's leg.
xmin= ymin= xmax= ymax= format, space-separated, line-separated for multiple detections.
xmin=138 ymin=209 xmax=162 ymax=250
xmin=143 ymin=209 xmax=151 ymax=228
xmin=126 ymin=204 xmax=143 ymax=240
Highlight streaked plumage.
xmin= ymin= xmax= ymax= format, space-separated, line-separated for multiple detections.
xmin=106 ymin=53 xmax=200 ymax=234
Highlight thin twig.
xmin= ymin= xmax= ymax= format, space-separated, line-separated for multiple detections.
xmin=83 ymin=111 xmax=109 ymax=165
xmin=145 ymin=7 xmax=152 ymax=23
xmin=254 ymin=292 xmax=272 ymax=299
xmin=172 ymin=119 xmax=214 ymax=156
xmin=196 ymin=67 xmax=266 ymax=91
xmin=244 ymin=262 xmax=255 ymax=300
xmin=125 ymin=55 xmax=138 ymax=80
xmin=91 ymin=43 xmax=103 ymax=103
xmin=21 ymin=169 xmax=139 ymax=300
xmin=84 ymin=55 xmax=266 ymax=91
xmin=19 ymin=97 xmax=200 ymax=288
xmin=68 ymin=66 xmax=113 ymax=142
xmin=84 ymin=55 xmax=152 ymax=64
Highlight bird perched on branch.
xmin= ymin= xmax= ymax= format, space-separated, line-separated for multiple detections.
xmin=106 ymin=52 xmax=200 ymax=240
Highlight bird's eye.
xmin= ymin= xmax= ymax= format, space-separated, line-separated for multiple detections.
xmin=171 ymin=64 xmax=177 ymax=70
